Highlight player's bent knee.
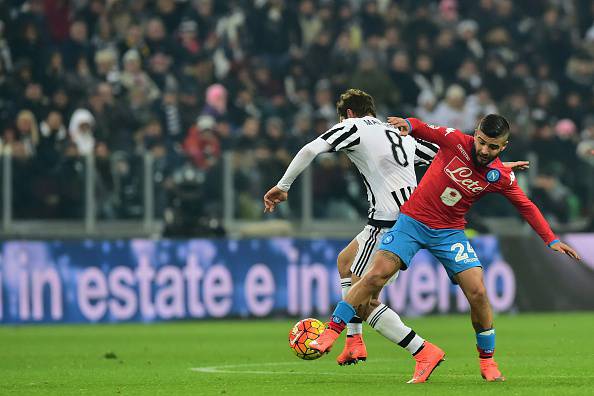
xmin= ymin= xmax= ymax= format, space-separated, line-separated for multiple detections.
xmin=374 ymin=250 xmax=404 ymax=272
xmin=467 ymin=285 xmax=488 ymax=304
xmin=363 ymin=252 xmax=401 ymax=284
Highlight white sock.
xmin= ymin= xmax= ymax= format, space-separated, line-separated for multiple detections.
xmin=340 ymin=277 xmax=363 ymax=336
xmin=367 ymin=303 xmax=424 ymax=354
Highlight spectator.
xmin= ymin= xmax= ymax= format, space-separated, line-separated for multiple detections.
xmin=20 ymin=82 xmax=47 ymax=120
xmin=235 ymin=117 xmax=261 ymax=151
xmin=12 ymin=22 xmax=44 ymax=78
xmin=147 ymin=52 xmax=178 ymax=92
xmin=62 ymin=20 xmax=93 ymax=71
xmin=120 ymin=49 xmax=160 ymax=102
xmin=94 ymin=48 xmax=120 ymax=90
xmin=68 ymin=108 xmax=95 ymax=156
xmin=389 ymin=51 xmax=420 ymax=111
xmin=37 ymin=110 xmax=67 ymax=169
xmin=432 ymin=84 xmax=475 ymax=131
xmin=144 ymin=18 xmax=173 ymax=56
xmin=14 ymin=109 xmax=39 ymax=156
xmin=313 ymin=80 xmax=336 ymax=125
xmin=297 ymin=0 xmax=322 ymax=49
xmin=44 ymin=50 xmax=68 ymax=95
xmin=154 ymin=86 xmax=184 ymax=144
xmin=183 ymin=115 xmax=220 ymax=170
xmin=118 ymin=24 xmax=151 ymax=62
xmin=414 ymin=90 xmax=438 ymax=123
xmin=413 ymin=53 xmax=444 ymax=99
xmin=457 ymin=19 xmax=483 ymax=59
xmin=177 ymin=19 xmax=201 ymax=64
xmin=202 ymin=83 xmax=228 ymax=121
xmin=349 ymin=57 xmax=398 ymax=115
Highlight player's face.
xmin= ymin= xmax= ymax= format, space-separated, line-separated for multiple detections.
xmin=472 ymin=130 xmax=508 ymax=166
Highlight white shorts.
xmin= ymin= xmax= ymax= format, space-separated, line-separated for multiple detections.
xmin=349 ymin=224 xmax=399 ymax=285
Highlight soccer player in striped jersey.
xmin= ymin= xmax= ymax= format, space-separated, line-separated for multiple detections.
xmin=264 ymin=89 xmax=526 ymax=366
xmin=264 ymin=89 xmax=437 ymax=365
xmin=310 ymin=114 xmax=580 ymax=383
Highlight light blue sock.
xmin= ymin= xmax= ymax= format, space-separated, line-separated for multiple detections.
xmin=476 ymin=328 xmax=495 ymax=358
xmin=331 ymin=301 xmax=356 ymax=325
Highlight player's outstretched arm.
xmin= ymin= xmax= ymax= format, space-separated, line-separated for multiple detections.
xmin=263 ymin=137 xmax=333 ymax=213
xmin=549 ymin=240 xmax=581 ymax=261
xmin=502 ymin=161 xmax=530 ymax=171
xmin=501 ymin=179 xmax=581 ymax=261
xmin=388 ymin=117 xmax=460 ymax=148
xmin=263 ymin=186 xmax=288 ymax=213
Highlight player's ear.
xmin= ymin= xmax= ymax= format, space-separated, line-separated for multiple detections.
xmin=346 ymin=109 xmax=355 ymax=118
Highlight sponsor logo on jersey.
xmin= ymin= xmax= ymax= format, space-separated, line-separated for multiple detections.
xmin=486 ymin=169 xmax=500 ymax=182
xmin=456 ymin=144 xmax=471 ymax=161
xmin=444 ymin=157 xmax=490 ymax=195
xmin=440 ymin=187 xmax=463 ymax=206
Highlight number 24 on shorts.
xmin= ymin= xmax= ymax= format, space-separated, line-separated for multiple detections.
xmin=451 ymin=241 xmax=477 ymax=262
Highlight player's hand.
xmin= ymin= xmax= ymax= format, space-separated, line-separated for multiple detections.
xmin=502 ymin=161 xmax=530 ymax=171
xmin=387 ymin=117 xmax=410 ymax=135
xmin=263 ymin=186 xmax=288 ymax=213
xmin=549 ymin=241 xmax=581 ymax=261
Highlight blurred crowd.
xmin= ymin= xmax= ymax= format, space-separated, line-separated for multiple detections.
xmin=1 ymin=0 xmax=594 ymax=232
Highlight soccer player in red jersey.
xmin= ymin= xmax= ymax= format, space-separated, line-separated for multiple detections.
xmin=310 ymin=114 xmax=581 ymax=383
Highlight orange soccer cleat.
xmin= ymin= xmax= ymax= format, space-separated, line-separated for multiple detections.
xmin=480 ymin=358 xmax=505 ymax=382
xmin=309 ymin=325 xmax=340 ymax=354
xmin=336 ymin=334 xmax=368 ymax=365
xmin=406 ymin=341 xmax=446 ymax=384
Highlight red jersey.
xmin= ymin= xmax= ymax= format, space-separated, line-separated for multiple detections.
xmin=401 ymin=118 xmax=557 ymax=245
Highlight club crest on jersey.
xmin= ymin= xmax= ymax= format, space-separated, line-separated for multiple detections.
xmin=444 ymin=157 xmax=490 ymax=195
xmin=486 ymin=169 xmax=500 ymax=182
xmin=382 ymin=234 xmax=394 ymax=244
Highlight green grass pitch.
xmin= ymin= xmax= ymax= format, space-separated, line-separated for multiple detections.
xmin=1 ymin=313 xmax=593 ymax=395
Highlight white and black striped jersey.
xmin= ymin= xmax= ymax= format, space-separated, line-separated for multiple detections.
xmin=319 ymin=116 xmax=439 ymax=223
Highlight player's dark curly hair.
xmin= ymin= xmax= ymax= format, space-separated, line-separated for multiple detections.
xmin=336 ymin=89 xmax=376 ymax=119
xmin=478 ymin=114 xmax=510 ymax=138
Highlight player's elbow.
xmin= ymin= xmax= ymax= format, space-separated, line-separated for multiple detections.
xmin=303 ymin=138 xmax=332 ymax=157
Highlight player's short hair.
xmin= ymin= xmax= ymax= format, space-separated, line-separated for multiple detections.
xmin=336 ymin=89 xmax=376 ymax=119
xmin=478 ymin=114 xmax=510 ymax=139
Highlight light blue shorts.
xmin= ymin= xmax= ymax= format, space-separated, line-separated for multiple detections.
xmin=379 ymin=214 xmax=482 ymax=284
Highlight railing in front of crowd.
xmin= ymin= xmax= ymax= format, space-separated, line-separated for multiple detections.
xmin=0 ymin=147 xmax=376 ymax=237
xmin=0 ymin=149 xmax=591 ymax=238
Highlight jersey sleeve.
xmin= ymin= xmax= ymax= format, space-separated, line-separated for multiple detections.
xmin=406 ymin=117 xmax=462 ymax=149
xmin=498 ymin=174 xmax=558 ymax=245
xmin=276 ymin=137 xmax=332 ymax=191
xmin=413 ymin=138 xmax=439 ymax=166
xmin=319 ymin=121 xmax=360 ymax=151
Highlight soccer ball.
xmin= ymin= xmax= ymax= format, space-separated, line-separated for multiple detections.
xmin=288 ymin=318 xmax=325 ymax=360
